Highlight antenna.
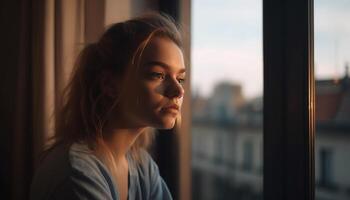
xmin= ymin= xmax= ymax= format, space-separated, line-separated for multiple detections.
xmin=334 ymin=38 xmax=339 ymax=79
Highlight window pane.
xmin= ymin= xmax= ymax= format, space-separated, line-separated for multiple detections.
xmin=315 ymin=1 xmax=350 ymax=200
xmin=191 ymin=1 xmax=263 ymax=199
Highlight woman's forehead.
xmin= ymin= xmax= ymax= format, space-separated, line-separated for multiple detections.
xmin=143 ymin=61 xmax=186 ymax=74
xmin=140 ymin=37 xmax=185 ymax=71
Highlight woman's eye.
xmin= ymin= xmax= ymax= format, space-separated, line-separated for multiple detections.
xmin=177 ymin=78 xmax=186 ymax=84
xmin=150 ymin=72 xmax=165 ymax=80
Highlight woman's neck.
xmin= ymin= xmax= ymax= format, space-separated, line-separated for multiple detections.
xmin=103 ymin=127 xmax=145 ymax=161
xmin=100 ymin=127 xmax=144 ymax=200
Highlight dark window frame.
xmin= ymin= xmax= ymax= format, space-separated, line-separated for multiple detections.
xmin=263 ymin=0 xmax=315 ymax=200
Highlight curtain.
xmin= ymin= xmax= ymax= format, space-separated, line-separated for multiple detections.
xmin=30 ymin=0 xmax=86 ymax=166
xmin=8 ymin=0 xmax=105 ymax=199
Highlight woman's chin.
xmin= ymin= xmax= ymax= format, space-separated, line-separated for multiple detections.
xmin=155 ymin=118 xmax=176 ymax=130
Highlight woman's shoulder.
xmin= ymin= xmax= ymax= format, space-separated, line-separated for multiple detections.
xmin=30 ymin=143 xmax=71 ymax=200
xmin=68 ymin=142 xmax=105 ymax=174
xmin=30 ymin=142 xmax=116 ymax=200
xmin=31 ymin=142 xmax=106 ymax=182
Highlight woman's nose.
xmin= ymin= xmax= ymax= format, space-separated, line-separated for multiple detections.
xmin=165 ymin=78 xmax=185 ymax=99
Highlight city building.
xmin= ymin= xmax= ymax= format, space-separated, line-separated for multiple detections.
xmin=192 ymin=67 xmax=350 ymax=200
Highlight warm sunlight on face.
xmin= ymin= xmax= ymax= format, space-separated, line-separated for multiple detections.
xmin=120 ymin=37 xmax=186 ymax=129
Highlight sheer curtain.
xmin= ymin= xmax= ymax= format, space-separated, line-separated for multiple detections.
xmin=11 ymin=0 xmax=105 ymax=199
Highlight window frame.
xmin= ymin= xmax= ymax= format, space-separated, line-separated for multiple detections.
xmin=263 ymin=0 xmax=315 ymax=200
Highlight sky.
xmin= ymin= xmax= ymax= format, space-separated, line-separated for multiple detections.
xmin=191 ymin=0 xmax=350 ymax=99
xmin=314 ymin=0 xmax=350 ymax=79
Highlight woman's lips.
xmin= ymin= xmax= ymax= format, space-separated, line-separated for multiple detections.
xmin=161 ymin=104 xmax=180 ymax=114
xmin=164 ymin=104 xmax=179 ymax=110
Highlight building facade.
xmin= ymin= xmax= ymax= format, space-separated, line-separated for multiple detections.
xmin=192 ymin=69 xmax=350 ymax=200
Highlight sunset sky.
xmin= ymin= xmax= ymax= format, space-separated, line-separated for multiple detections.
xmin=191 ymin=0 xmax=350 ymax=99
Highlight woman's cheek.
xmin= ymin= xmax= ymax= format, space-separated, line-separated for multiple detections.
xmin=139 ymin=82 xmax=163 ymax=109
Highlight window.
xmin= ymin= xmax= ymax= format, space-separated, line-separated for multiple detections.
xmin=315 ymin=1 xmax=350 ymax=198
xmin=191 ymin=0 xmax=263 ymax=199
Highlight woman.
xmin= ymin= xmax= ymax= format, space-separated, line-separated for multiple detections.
xmin=30 ymin=13 xmax=185 ymax=200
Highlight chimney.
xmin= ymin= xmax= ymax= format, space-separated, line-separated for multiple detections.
xmin=343 ymin=63 xmax=350 ymax=89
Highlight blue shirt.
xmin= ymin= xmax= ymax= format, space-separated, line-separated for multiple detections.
xmin=30 ymin=142 xmax=173 ymax=200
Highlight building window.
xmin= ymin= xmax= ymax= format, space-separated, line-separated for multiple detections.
xmin=319 ymin=148 xmax=334 ymax=187
xmin=242 ymin=140 xmax=254 ymax=171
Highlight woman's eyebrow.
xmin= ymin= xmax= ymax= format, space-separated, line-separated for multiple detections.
xmin=145 ymin=61 xmax=186 ymax=73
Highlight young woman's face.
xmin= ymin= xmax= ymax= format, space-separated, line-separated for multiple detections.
xmin=119 ymin=36 xmax=185 ymax=129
